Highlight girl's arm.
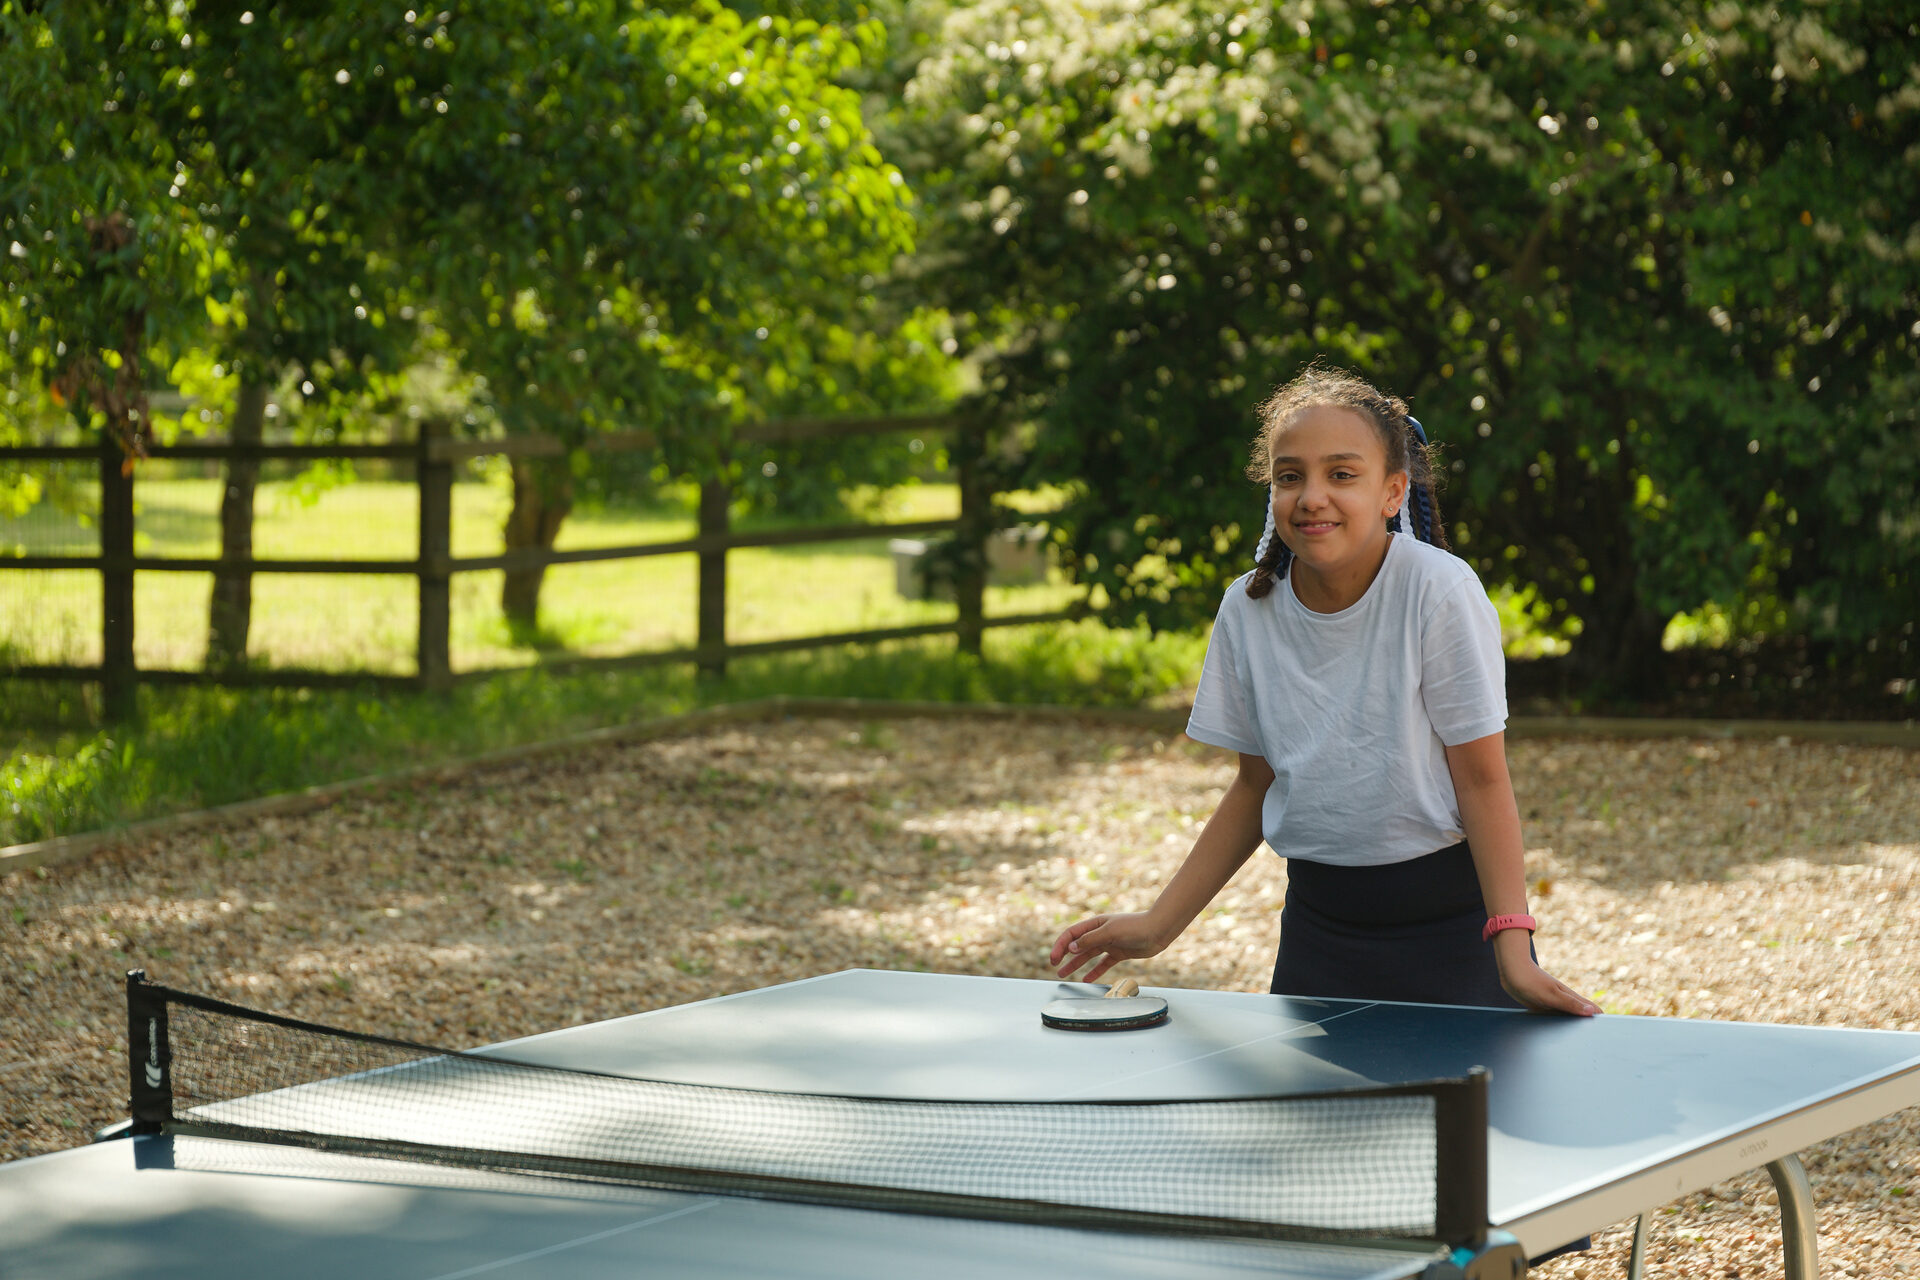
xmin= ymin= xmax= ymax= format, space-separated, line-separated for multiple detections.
xmin=1050 ymin=752 xmax=1273 ymax=983
xmin=1446 ymin=732 xmax=1599 ymax=1016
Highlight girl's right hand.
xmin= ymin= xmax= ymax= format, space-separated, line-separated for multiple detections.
xmin=1048 ymin=913 xmax=1167 ymax=983
xmin=1492 ymin=934 xmax=1600 ymax=1016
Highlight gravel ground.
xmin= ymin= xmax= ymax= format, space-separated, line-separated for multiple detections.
xmin=3 ymin=713 xmax=1916 ymax=1277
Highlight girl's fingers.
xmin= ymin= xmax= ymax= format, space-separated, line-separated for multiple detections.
xmin=1049 ymin=912 xmax=1159 ymax=979
xmin=1057 ymin=950 xmax=1108 ymax=980
xmin=1521 ymin=974 xmax=1598 ymax=1017
xmin=1048 ymin=917 xmax=1107 ymax=965
xmin=1502 ymin=962 xmax=1592 ymax=1017
xmin=1059 ymin=930 xmax=1133 ymax=979
xmin=1542 ymin=972 xmax=1598 ymax=1016
xmin=1054 ymin=933 xmax=1106 ymax=978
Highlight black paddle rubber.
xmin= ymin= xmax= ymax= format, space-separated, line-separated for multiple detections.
xmin=1039 ymin=995 xmax=1171 ymax=1031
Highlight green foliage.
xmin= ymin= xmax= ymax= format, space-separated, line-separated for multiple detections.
xmin=377 ymin=1 xmax=924 ymax=456
xmin=0 ymin=3 xmax=204 ymax=447
xmin=894 ymin=0 xmax=1919 ymax=678
xmin=3 ymin=0 xmax=937 ymax=450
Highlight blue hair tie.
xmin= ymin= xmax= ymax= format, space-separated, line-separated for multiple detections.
xmin=1402 ymin=415 xmax=1432 ymax=542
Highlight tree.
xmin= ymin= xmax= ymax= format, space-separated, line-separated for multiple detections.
xmin=1611 ymin=3 xmax=1920 ymax=649
xmin=893 ymin=0 xmax=1919 ymax=685
xmin=7 ymin=1 xmax=924 ymax=655
xmin=1400 ymin=0 xmax=1920 ymax=680
xmin=387 ymin=2 xmax=922 ymax=622
xmin=1 ymin=3 xmax=201 ymax=464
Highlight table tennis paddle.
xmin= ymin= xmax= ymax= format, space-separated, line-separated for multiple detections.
xmin=1039 ymin=977 xmax=1169 ymax=1031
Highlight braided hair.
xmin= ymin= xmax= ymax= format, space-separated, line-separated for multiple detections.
xmin=1245 ymin=366 xmax=1448 ymax=600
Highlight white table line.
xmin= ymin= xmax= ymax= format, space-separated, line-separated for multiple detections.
xmin=418 ymin=1199 xmax=720 ymax=1280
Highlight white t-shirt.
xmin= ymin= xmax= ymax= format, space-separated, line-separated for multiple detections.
xmin=1185 ymin=532 xmax=1508 ymax=867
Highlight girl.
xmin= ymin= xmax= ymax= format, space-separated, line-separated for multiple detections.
xmin=1050 ymin=366 xmax=1595 ymax=1016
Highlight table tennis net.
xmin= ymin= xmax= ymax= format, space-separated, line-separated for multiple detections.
xmin=124 ymin=972 xmax=1488 ymax=1249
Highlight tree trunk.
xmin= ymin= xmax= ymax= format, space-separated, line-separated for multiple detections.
xmin=207 ymin=380 xmax=268 ymax=669
xmin=1530 ymin=389 xmax=1671 ymax=698
xmin=1568 ymin=556 xmax=1671 ymax=697
xmin=501 ymin=457 xmax=573 ymax=630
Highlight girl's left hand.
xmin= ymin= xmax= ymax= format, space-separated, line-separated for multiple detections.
xmin=1494 ymin=935 xmax=1599 ymax=1016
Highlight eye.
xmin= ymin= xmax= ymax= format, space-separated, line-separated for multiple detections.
xmin=1274 ymin=470 xmax=1301 ymax=485
xmin=1331 ymin=468 xmax=1358 ymax=481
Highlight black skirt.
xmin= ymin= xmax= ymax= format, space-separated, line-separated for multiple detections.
xmin=1271 ymin=841 xmax=1522 ymax=1009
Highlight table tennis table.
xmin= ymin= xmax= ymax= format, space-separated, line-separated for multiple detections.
xmin=3 ymin=968 xmax=1917 ymax=1280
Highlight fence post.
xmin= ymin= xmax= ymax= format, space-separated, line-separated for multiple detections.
xmin=417 ymin=421 xmax=453 ymax=691
xmin=98 ymin=437 xmax=137 ymax=719
xmin=697 ymin=477 xmax=730 ymax=678
xmin=954 ymin=419 xmax=987 ymax=657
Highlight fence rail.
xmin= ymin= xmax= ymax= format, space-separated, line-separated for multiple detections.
xmin=0 ymin=416 xmax=1079 ymax=714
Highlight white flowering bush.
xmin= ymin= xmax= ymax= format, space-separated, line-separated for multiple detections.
xmin=893 ymin=0 xmax=1919 ymax=680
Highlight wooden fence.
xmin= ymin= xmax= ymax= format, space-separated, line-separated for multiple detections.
xmin=0 ymin=415 xmax=1079 ymax=717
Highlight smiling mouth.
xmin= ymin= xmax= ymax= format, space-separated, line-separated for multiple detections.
xmin=1295 ymin=521 xmax=1339 ymax=533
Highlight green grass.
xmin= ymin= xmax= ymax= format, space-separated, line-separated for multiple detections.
xmin=0 ymin=619 xmax=1210 ymax=846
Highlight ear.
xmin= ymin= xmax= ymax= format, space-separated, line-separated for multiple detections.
xmin=1384 ymin=470 xmax=1410 ymax=518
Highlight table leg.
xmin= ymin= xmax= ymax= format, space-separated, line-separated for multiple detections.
xmin=1626 ymin=1212 xmax=1649 ymax=1280
xmin=1767 ymin=1154 xmax=1820 ymax=1280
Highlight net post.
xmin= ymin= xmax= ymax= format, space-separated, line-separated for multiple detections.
xmin=1433 ymin=1066 xmax=1489 ymax=1250
xmin=126 ymin=969 xmax=173 ymax=1135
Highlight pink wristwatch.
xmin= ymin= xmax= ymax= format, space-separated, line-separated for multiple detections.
xmin=1482 ymin=913 xmax=1537 ymax=942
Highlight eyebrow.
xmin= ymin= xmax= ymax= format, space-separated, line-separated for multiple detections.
xmin=1271 ymin=453 xmax=1368 ymax=464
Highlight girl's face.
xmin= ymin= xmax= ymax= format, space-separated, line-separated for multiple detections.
xmin=1267 ymin=405 xmax=1408 ymax=585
